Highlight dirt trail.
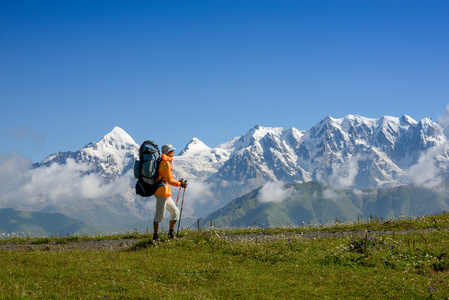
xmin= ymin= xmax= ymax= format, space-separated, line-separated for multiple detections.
xmin=0 ymin=238 xmax=138 ymax=251
xmin=218 ymin=227 xmax=445 ymax=242
xmin=1 ymin=227 xmax=446 ymax=251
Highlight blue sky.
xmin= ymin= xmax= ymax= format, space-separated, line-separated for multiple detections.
xmin=1 ymin=0 xmax=448 ymax=163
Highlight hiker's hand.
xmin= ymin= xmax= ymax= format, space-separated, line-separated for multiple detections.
xmin=180 ymin=179 xmax=188 ymax=188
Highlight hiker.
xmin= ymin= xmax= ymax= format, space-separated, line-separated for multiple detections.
xmin=153 ymin=144 xmax=188 ymax=240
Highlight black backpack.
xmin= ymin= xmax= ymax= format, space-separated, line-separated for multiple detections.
xmin=134 ymin=140 xmax=163 ymax=197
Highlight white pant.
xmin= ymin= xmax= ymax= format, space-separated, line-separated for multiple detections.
xmin=154 ymin=195 xmax=180 ymax=224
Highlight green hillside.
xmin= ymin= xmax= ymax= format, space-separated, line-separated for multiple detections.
xmin=198 ymin=181 xmax=449 ymax=228
xmin=0 ymin=208 xmax=97 ymax=236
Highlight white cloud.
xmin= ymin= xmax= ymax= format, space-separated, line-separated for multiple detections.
xmin=353 ymin=189 xmax=368 ymax=198
xmin=437 ymin=104 xmax=449 ymax=126
xmin=0 ymin=152 xmax=131 ymax=209
xmin=0 ymin=152 xmax=221 ymax=219
xmin=168 ymin=179 xmax=215 ymax=217
xmin=258 ymin=181 xmax=294 ymax=203
xmin=328 ymin=155 xmax=360 ymax=189
xmin=406 ymin=144 xmax=447 ymax=188
xmin=323 ymin=188 xmax=340 ymax=201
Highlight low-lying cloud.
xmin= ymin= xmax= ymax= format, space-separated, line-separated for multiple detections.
xmin=258 ymin=181 xmax=295 ymax=203
xmin=169 ymin=179 xmax=215 ymax=217
xmin=407 ymin=104 xmax=449 ymax=188
xmin=437 ymin=104 xmax=449 ymax=126
xmin=322 ymin=188 xmax=341 ymax=202
xmin=0 ymin=152 xmax=131 ymax=209
xmin=0 ymin=151 xmax=222 ymax=219
xmin=406 ymin=143 xmax=449 ymax=188
xmin=327 ymin=154 xmax=360 ymax=189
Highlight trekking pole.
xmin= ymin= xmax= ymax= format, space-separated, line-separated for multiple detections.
xmin=175 ymin=185 xmax=182 ymax=207
xmin=176 ymin=181 xmax=187 ymax=237
xmin=175 ymin=178 xmax=184 ymax=206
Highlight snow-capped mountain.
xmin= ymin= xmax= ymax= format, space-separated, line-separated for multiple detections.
xmin=37 ymin=126 xmax=139 ymax=182
xmin=32 ymin=127 xmax=147 ymax=226
xmin=173 ymin=138 xmax=230 ymax=181
xmin=28 ymin=114 xmax=449 ymax=224
xmin=175 ymin=115 xmax=449 ymax=212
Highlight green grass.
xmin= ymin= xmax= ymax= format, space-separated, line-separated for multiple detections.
xmin=1 ymin=213 xmax=448 ymax=299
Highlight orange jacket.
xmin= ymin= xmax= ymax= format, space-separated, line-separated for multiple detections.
xmin=155 ymin=154 xmax=181 ymax=197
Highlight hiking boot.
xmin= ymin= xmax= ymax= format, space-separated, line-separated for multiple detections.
xmin=168 ymin=229 xmax=175 ymax=239
xmin=152 ymin=234 xmax=160 ymax=241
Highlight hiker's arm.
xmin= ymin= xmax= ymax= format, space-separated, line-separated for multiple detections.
xmin=161 ymin=162 xmax=181 ymax=187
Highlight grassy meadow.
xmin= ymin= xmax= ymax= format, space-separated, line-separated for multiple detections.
xmin=1 ymin=214 xmax=448 ymax=299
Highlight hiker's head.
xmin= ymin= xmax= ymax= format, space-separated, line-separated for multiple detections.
xmin=162 ymin=144 xmax=176 ymax=155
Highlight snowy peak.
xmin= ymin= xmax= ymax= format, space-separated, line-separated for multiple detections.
xmin=416 ymin=118 xmax=446 ymax=146
xmin=400 ymin=114 xmax=417 ymax=126
xmin=246 ymin=125 xmax=285 ymax=140
xmin=304 ymin=114 xmax=445 ymax=155
xmin=307 ymin=114 xmax=419 ymax=143
xmin=38 ymin=127 xmax=139 ymax=181
xmin=308 ymin=116 xmax=335 ymax=138
xmin=418 ymin=117 xmax=440 ymax=132
xmin=103 ymin=126 xmax=137 ymax=147
xmin=88 ymin=127 xmax=137 ymax=150
xmin=227 ymin=125 xmax=286 ymax=154
xmin=178 ymin=138 xmax=210 ymax=156
xmin=83 ymin=127 xmax=138 ymax=161
xmin=320 ymin=114 xmax=418 ymax=128
xmin=174 ymin=138 xmax=231 ymax=181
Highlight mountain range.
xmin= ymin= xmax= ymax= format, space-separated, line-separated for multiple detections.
xmin=4 ymin=114 xmax=449 ymax=233
xmin=175 ymin=114 xmax=449 ymax=216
